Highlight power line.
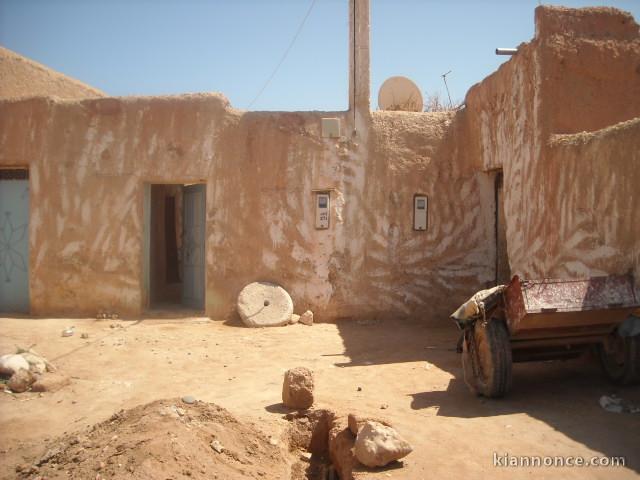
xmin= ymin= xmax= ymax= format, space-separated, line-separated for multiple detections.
xmin=247 ymin=0 xmax=318 ymax=109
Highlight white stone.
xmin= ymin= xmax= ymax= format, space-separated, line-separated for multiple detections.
xmin=211 ymin=440 xmax=224 ymax=453
xmin=299 ymin=310 xmax=314 ymax=326
xmin=19 ymin=352 xmax=47 ymax=374
xmin=289 ymin=314 xmax=301 ymax=324
xmin=0 ymin=354 xmax=30 ymax=377
xmin=354 ymin=421 xmax=413 ymax=468
xmin=237 ymin=282 xmax=293 ymax=328
xmin=61 ymin=327 xmax=75 ymax=337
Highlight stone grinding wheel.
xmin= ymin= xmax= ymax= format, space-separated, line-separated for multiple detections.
xmin=237 ymin=282 xmax=293 ymax=327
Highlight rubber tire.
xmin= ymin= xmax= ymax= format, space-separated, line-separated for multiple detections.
xmin=462 ymin=320 xmax=512 ymax=398
xmin=599 ymin=334 xmax=640 ymax=385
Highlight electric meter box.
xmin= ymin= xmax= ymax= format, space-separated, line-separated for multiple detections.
xmin=321 ymin=118 xmax=341 ymax=138
xmin=413 ymin=194 xmax=428 ymax=231
xmin=315 ymin=193 xmax=330 ymax=229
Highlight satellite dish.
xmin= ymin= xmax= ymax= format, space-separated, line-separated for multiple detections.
xmin=378 ymin=76 xmax=423 ymax=112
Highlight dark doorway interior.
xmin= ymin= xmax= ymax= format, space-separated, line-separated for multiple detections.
xmin=164 ymin=195 xmax=180 ymax=284
xmin=150 ymin=184 xmax=183 ymax=307
xmin=148 ymin=184 xmax=206 ymax=311
xmin=495 ymin=171 xmax=511 ymax=285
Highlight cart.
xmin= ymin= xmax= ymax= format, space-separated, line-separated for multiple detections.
xmin=451 ymin=274 xmax=640 ymax=398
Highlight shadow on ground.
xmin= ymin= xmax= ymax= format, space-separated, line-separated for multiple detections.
xmin=334 ymin=318 xmax=640 ymax=473
xmin=330 ymin=318 xmax=459 ymax=368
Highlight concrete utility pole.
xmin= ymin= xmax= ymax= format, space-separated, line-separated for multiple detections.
xmin=349 ymin=0 xmax=371 ymax=127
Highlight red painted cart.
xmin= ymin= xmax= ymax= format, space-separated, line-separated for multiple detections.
xmin=452 ymin=275 xmax=640 ymax=398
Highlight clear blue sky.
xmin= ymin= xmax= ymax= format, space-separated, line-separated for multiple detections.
xmin=1 ymin=0 xmax=638 ymax=111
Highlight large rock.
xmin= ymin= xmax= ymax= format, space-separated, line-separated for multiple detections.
xmin=282 ymin=367 xmax=314 ymax=409
xmin=7 ymin=369 xmax=36 ymax=393
xmin=348 ymin=413 xmax=393 ymax=436
xmin=237 ymin=282 xmax=293 ymax=328
xmin=354 ymin=421 xmax=412 ymax=468
xmin=0 ymin=354 xmax=29 ymax=377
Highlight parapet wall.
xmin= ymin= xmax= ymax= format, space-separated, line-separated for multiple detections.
xmin=537 ymin=6 xmax=640 ymax=135
xmin=535 ymin=5 xmax=639 ymax=41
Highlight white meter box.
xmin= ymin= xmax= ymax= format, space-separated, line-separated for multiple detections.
xmin=413 ymin=194 xmax=428 ymax=231
xmin=315 ymin=193 xmax=330 ymax=229
xmin=321 ymin=118 xmax=341 ymax=138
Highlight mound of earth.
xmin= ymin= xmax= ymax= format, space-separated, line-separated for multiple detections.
xmin=15 ymin=398 xmax=294 ymax=480
xmin=0 ymin=46 xmax=106 ymax=100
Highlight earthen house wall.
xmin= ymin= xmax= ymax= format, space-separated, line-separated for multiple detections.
xmin=0 ymin=94 xmax=498 ymax=320
xmin=0 ymin=4 xmax=638 ymax=319
xmin=464 ymin=6 xmax=640 ymax=288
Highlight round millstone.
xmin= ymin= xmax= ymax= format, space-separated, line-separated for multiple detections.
xmin=237 ymin=282 xmax=293 ymax=327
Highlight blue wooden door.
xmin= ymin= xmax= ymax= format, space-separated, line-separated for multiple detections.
xmin=0 ymin=177 xmax=29 ymax=313
xmin=182 ymin=184 xmax=205 ymax=310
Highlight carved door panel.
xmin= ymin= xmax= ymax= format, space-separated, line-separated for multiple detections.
xmin=0 ymin=173 xmax=29 ymax=312
xmin=182 ymin=184 xmax=205 ymax=310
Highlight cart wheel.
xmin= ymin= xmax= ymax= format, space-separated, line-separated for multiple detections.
xmin=599 ymin=332 xmax=640 ymax=385
xmin=462 ymin=320 xmax=512 ymax=398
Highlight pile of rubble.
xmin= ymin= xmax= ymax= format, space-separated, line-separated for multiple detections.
xmin=282 ymin=366 xmax=413 ymax=479
xmin=4 ymin=355 xmax=411 ymax=479
xmin=14 ymin=398 xmax=293 ymax=480
xmin=0 ymin=348 xmax=68 ymax=394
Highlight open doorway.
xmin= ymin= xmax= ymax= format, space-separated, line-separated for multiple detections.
xmin=495 ymin=171 xmax=511 ymax=285
xmin=145 ymin=183 xmax=205 ymax=311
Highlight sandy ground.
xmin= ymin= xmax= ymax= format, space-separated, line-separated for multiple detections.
xmin=0 ymin=316 xmax=639 ymax=479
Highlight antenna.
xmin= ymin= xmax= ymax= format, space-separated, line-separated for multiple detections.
xmin=441 ymin=70 xmax=453 ymax=109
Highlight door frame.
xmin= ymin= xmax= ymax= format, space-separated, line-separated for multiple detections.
xmin=494 ymin=170 xmax=510 ymax=285
xmin=0 ymin=166 xmax=31 ymax=314
xmin=141 ymin=180 xmax=207 ymax=312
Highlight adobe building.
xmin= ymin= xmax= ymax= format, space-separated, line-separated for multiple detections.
xmin=0 ymin=1 xmax=639 ymax=321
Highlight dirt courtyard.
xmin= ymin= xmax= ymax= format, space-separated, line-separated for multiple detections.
xmin=1 ymin=316 xmax=639 ymax=479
